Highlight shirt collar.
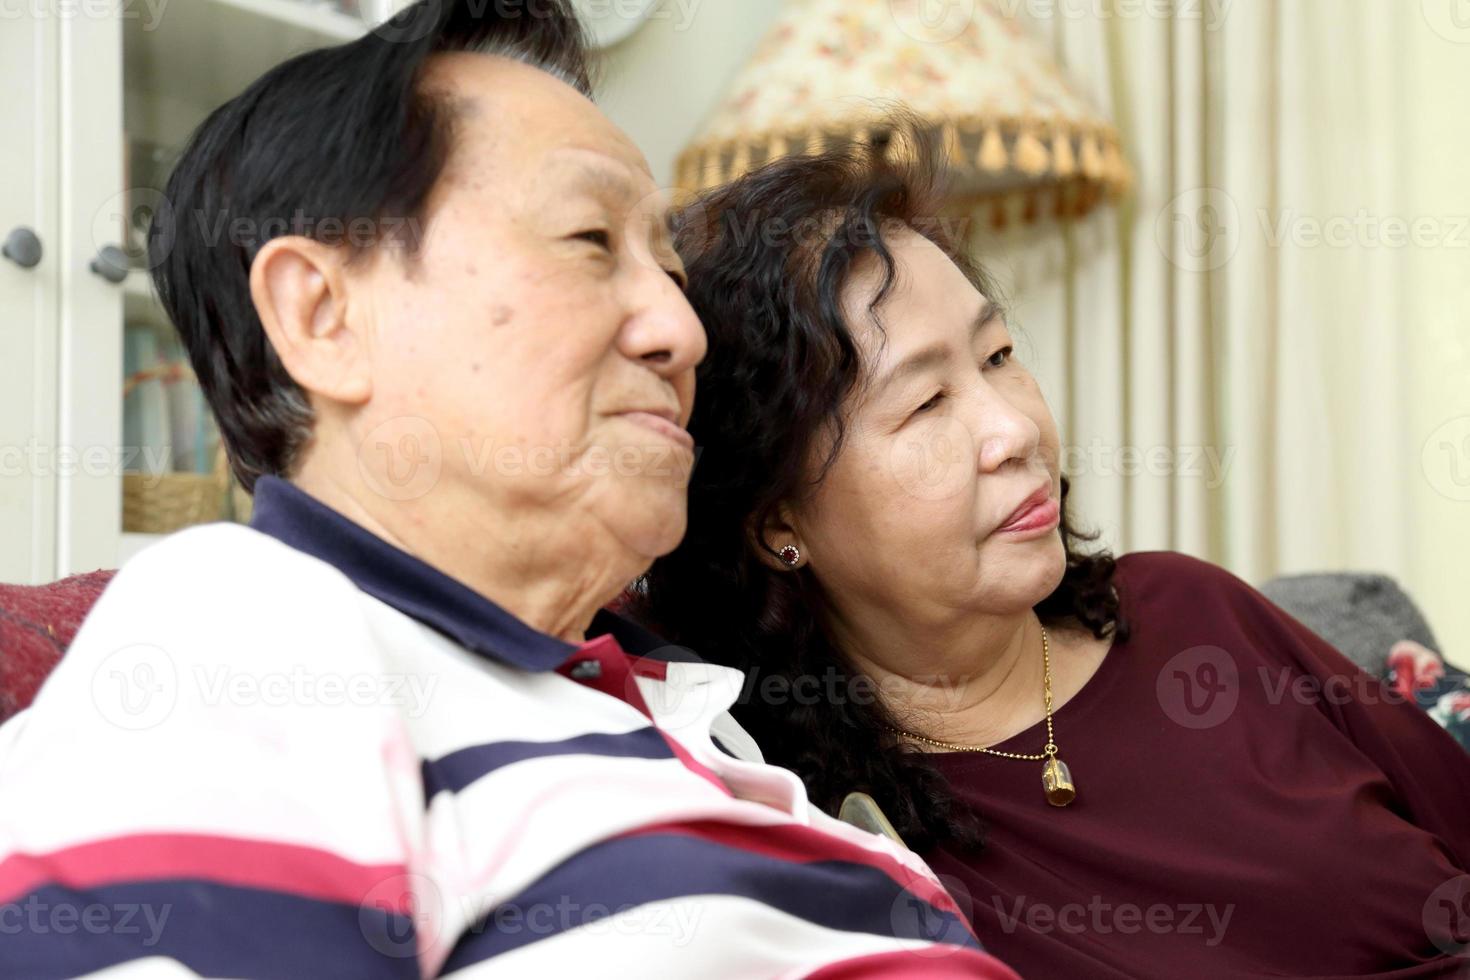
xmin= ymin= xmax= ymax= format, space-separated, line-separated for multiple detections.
xmin=248 ymin=475 xmax=676 ymax=673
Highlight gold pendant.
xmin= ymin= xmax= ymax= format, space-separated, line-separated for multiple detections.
xmin=1042 ymin=756 xmax=1076 ymax=807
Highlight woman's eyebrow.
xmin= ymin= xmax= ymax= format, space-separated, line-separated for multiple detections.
xmin=873 ymin=300 xmax=1003 ymax=395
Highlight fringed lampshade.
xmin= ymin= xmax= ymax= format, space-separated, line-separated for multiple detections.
xmin=675 ymin=0 xmax=1131 ymax=225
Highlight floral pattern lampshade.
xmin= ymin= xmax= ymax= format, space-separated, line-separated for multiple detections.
xmin=676 ymin=0 xmax=1131 ymax=223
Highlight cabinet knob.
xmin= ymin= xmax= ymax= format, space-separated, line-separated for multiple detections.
xmin=89 ymin=245 xmax=130 ymax=284
xmin=2 ymin=227 xmax=43 ymax=269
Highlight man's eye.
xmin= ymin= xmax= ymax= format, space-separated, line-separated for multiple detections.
xmin=574 ymin=229 xmax=612 ymax=250
xmin=986 ymin=345 xmax=1014 ymax=368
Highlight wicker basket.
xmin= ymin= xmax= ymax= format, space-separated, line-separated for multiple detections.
xmin=122 ymin=445 xmax=231 ymax=534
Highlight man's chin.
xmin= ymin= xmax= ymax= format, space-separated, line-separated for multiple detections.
xmin=617 ymin=489 xmax=690 ymax=560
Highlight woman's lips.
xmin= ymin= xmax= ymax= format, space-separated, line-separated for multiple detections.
xmin=995 ymin=497 xmax=1060 ymax=536
xmin=619 ymin=411 xmax=695 ymax=452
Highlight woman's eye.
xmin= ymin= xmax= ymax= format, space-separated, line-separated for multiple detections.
xmin=574 ymin=229 xmax=613 ymax=251
xmin=986 ymin=345 xmax=1015 ymax=369
xmin=914 ymin=391 xmax=944 ymax=415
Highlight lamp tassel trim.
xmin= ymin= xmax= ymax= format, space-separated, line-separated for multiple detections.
xmin=990 ymin=196 xmax=1010 ymax=231
xmin=730 ymin=141 xmax=752 ymax=180
xmin=1102 ymin=139 xmax=1130 ymax=194
xmin=674 ymin=118 xmax=1132 ymax=214
xmin=941 ymin=122 xmax=967 ymax=167
xmin=978 ymin=123 xmax=1008 ymax=173
xmin=699 ymin=146 xmax=725 ymax=190
xmin=1051 ymin=129 xmax=1077 ymax=178
xmin=885 ymin=126 xmax=921 ymax=168
xmin=1022 ymin=188 xmax=1041 ymax=223
xmin=1079 ymin=133 xmax=1105 ymax=180
xmin=1013 ymin=125 xmax=1051 ymax=177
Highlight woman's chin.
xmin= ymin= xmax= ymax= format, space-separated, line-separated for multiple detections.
xmin=977 ymin=533 xmax=1068 ymax=594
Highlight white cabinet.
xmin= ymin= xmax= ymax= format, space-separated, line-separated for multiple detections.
xmin=0 ymin=12 xmax=60 ymax=584
xmin=1 ymin=0 xmax=408 ymax=582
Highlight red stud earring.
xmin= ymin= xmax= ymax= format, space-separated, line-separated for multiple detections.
xmin=778 ymin=545 xmax=802 ymax=567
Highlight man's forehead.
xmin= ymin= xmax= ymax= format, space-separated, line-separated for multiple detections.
xmin=428 ymin=53 xmax=654 ymax=198
xmin=543 ymin=147 xmax=660 ymax=203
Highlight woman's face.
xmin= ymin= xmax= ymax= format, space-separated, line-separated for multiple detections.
xmin=788 ymin=228 xmax=1066 ymax=628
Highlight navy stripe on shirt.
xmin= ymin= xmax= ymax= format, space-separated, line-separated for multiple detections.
xmin=420 ymin=727 xmax=676 ymax=801
xmin=2 ymin=881 xmax=418 ymax=980
xmin=440 ymin=831 xmax=981 ymax=972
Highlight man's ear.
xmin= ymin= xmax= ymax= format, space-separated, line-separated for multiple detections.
xmin=250 ymin=236 xmax=372 ymax=406
xmin=748 ymin=503 xmax=806 ymax=571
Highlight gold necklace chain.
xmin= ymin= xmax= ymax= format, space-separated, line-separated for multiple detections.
xmin=884 ymin=622 xmax=1077 ymax=806
xmin=884 ymin=624 xmax=1057 ymax=760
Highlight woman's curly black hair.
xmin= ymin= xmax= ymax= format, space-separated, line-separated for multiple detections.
xmin=634 ymin=124 xmax=1129 ymax=854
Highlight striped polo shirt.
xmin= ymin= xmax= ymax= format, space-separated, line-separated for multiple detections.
xmin=0 ymin=477 xmax=1016 ymax=978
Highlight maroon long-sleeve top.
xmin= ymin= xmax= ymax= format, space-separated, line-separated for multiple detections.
xmin=922 ymin=551 xmax=1470 ymax=979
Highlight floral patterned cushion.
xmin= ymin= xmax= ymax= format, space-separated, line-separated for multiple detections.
xmin=1387 ymin=640 xmax=1470 ymax=749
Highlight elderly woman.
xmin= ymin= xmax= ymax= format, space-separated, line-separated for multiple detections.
xmin=0 ymin=7 xmax=1018 ymax=978
xmin=636 ymin=137 xmax=1470 ymax=978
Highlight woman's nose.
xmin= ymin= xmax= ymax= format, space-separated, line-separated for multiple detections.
xmin=970 ymin=387 xmax=1043 ymax=473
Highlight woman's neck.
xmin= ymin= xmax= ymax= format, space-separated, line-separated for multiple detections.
xmin=833 ymin=604 xmax=1050 ymax=749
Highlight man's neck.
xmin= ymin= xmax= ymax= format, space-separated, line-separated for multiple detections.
xmin=289 ymin=464 xmax=632 ymax=646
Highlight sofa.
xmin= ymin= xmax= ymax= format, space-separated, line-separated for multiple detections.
xmin=2 ymin=566 xmax=1467 ymax=749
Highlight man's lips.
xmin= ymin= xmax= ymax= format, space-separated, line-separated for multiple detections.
xmin=618 ymin=410 xmax=695 ymax=451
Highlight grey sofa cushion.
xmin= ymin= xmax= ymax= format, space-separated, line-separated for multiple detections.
xmin=1259 ymin=572 xmax=1442 ymax=677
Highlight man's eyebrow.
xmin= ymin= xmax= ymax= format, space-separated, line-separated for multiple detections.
xmin=872 ymin=299 xmax=1004 ymax=394
xmin=551 ymin=151 xmax=644 ymax=206
xmin=549 ymin=154 xmax=679 ymax=255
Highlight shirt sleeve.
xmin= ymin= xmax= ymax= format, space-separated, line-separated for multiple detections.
xmin=1219 ymin=563 xmax=1470 ymax=867
xmin=0 ymin=537 xmax=430 ymax=978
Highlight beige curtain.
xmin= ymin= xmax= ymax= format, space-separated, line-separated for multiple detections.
xmin=970 ymin=0 xmax=1470 ymax=667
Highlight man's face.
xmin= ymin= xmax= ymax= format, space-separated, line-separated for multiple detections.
xmin=352 ymin=54 xmax=705 ymax=562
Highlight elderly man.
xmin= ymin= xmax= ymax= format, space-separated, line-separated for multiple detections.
xmin=0 ymin=2 xmax=1016 ymax=976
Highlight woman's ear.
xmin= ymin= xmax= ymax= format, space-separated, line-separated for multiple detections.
xmin=250 ymin=235 xmax=372 ymax=407
xmin=748 ymin=503 xmax=807 ymax=571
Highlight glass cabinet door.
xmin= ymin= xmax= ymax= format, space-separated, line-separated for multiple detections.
xmin=57 ymin=0 xmax=403 ymax=574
